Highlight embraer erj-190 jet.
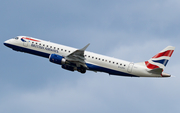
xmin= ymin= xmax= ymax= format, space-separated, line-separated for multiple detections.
xmin=4 ymin=36 xmax=175 ymax=77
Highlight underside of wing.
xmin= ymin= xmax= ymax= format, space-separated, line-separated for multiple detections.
xmin=65 ymin=43 xmax=90 ymax=69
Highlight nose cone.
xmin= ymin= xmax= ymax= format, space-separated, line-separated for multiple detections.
xmin=4 ymin=40 xmax=8 ymax=47
xmin=4 ymin=40 xmax=11 ymax=48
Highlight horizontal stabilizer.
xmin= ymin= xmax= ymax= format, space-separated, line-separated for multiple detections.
xmin=147 ymin=68 xmax=163 ymax=74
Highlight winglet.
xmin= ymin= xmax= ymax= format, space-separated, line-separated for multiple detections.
xmin=80 ymin=43 xmax=90 ymax=51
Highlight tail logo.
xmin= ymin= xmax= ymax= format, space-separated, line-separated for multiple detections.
xmin=145 ymin=46 xmax=175 ymax=70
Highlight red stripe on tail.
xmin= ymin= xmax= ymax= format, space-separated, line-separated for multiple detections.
xmin=145 ymin=61 xmax=160 ymax=69
xmin=152 ymin=50 xmax=174 ymax=58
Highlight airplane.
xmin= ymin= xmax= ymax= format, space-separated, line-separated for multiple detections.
xmin=4 ymin=36 xmax=175 ymax=77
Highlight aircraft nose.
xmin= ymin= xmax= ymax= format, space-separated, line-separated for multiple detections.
xmin=4 ymin=40 xmax=11 ymax=47
xmin=4 ymin=40 xmax=8 ymax=45
xmin=4 ymin=41 xmax=8 ymax=46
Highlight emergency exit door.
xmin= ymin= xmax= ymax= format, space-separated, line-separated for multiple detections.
xmin=127 ymin=62 xmax=134 ymax=73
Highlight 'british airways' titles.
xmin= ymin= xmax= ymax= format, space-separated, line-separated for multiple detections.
xmin=31 ymin=44 xmax=58 ymax=53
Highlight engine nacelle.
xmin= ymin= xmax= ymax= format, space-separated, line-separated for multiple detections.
xmin=49 ymin=54 xmax=75 ymax=72
xmin=62 ymin=65 xmax=74 ymax=71
xmin=49 ymin=54 xmax=66 ymax=65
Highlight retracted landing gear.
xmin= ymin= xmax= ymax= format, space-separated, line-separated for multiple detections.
xmin=77 ymin=66 xmax=86 ymax=74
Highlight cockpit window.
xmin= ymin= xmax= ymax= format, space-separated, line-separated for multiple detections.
xmin=14 ymin=37 xmax=19 ymax=40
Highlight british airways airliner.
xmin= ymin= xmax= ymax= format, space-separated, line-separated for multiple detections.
xmin=4 ymin=36 xmax=175 ymax=77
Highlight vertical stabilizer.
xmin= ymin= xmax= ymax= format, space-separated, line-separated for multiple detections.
xmin=145 ymin=46 xmax=175 ymax=70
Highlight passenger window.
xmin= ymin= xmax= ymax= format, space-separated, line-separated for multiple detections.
xmin=102 ymin=59 xmax=104 ymax=61
xmin=92 ymin=57 xmax=94 ymax=59
xmin=61 ymin=49 xmax=63 ymax=51
xmin=69 ymin=51 xmax=70 ymax=53
xmin=54 ymin=47 xmax=56 ymax=49
xmin=50 ymin=46 xmax=52 ymax=48
xmin=65 ymin=50 xmax=67 ymax=52
xmin=99 ymin=58 xmax=101 ymax=60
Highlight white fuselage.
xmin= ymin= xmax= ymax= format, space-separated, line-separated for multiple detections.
xmin=4 ymin=36 xmax=168 ymax=77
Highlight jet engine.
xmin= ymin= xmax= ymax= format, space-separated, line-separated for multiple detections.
xmin=49 ymin=54 xmax=66 ymax=65
xmin=49 ymin=54 xmax=75 ymax=71
xmin=49 ymin=54 xmax=88 ymax=73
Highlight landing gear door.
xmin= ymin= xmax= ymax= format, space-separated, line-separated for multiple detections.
xmin=127 ymin=62 xmax=134 ymax=73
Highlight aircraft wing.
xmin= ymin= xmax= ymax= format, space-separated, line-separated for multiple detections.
xmin=65 ymin=43 xmax=90 ymax=68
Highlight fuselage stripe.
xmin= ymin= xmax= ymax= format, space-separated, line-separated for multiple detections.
xmin=22 ymin=37 xmax=41 ymax=42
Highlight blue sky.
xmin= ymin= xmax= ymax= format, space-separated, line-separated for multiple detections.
xmin=1 ymin=0 xmax=180 ymax=113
